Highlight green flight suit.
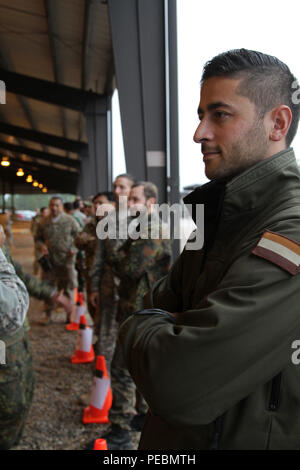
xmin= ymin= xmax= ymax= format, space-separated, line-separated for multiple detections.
xmin=120 ymin=148 xmax=300 ymax=450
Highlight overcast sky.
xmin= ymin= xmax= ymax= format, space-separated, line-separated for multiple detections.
xmin=113 ymin=0 xmax=300 ymax=190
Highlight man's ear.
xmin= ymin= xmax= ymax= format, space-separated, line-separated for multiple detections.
xmin=269 ymin=105 xmax=292 ymax=142
xmin=147 ymin=197 xmax=156 ymax=209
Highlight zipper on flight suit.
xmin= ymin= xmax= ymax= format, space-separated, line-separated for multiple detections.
xmin=268 ymin=373 xmax=282 ymax=411
xmin=209 ymin=415 xmax=224 ymax=450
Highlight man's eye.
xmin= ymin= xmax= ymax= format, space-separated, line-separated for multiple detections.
xmin=215 ymin=111 xmax=229 ymax=119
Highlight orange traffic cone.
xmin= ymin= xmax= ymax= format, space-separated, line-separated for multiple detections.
xmin=93 ymin=439 xmax=108 ymax=450
xmin=66 ymin=292 xmax=85 ymax=331
xmin=71 ymin=315 xmax=95 ymax=364
xmin=82 ymin=355 xmax=113 ymax=424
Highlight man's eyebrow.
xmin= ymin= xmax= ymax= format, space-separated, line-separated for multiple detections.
xmin=197 ymin=102 xmax=233 ymax=115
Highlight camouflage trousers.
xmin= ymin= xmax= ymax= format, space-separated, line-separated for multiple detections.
xmin=94 ymin=300 xmax=119 ymax=376
xmin=109 ymin=340 xmax=148 ymax=430
xmin=42 ymin=262 xmax=77 ymax=314
xmin=94 ymin=270 xmax=120 ymax=374
xmin=33 ymin=244 xmax=40 ymax=275
xmin=0 ymin=331 xmax=34 ymax=449
xmin=85 ymin=279 xmax=98 ymax=326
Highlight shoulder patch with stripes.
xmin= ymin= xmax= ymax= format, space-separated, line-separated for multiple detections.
xmin=252 ymin=230 xmax=300 ymax=275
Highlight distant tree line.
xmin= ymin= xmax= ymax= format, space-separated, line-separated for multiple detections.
xmin=3 ymin=193 xmax=75 ymax=211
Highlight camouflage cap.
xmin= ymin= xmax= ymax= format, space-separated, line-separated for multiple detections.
xmin=83 ymin=200 xmax=93 ymax=207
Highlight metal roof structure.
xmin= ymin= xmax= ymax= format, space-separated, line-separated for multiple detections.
xmin=0 ymin=0 xmax=179 ymax=259
xmin=0 ymin=0 xmax=113 ymax=193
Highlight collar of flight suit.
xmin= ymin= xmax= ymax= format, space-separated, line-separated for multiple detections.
xmin=184 ymin=147 xmax=299 ymax=223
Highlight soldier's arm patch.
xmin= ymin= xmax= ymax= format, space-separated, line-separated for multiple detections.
xmin=252 ymin=230 xmax=300 ymax=275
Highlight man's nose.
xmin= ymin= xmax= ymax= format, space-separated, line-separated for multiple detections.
xmin=193 ymin=120 xmax=214 ymax=143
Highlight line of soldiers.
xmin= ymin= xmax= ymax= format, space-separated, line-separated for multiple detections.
xmin=75 ymin=174 xmax=173 ymax=450
xmin=1 ymin=173 xmax=173 ymax=450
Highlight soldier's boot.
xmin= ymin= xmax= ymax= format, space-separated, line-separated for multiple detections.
xmin=101 ymin=424 xmax=134 ymax=450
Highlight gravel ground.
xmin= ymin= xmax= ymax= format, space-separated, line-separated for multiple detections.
xmin=9 ymin=222 xmax=140 ymax=450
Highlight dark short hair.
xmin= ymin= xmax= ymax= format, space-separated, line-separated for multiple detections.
xmin=92 ymin=191 xmax=115 ymax=203
xmin=115 ymin=173 xmax=135 ymax=185
xmin=40 ymin=207 xmax=47 ymax=213
xmin=132 ymin=181 xmax=158 ymax=201
xmin=63 ymin=202 xmax=73 ymax=212
xmin=201 ymin=48 xmax=300 ymax=146
xmin=50 ymin=196 xmax=62 ymax=203
xmin=73 ymin=199 xmax=80 ymax=210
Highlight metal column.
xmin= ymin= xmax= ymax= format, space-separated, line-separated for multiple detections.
xmin=79 ymin=95 xmax=112 ymax=198
xmin=108 ymin=0 xmax=180 ymax=257
xmin=108 ymin=0 xmax=180 ymax=204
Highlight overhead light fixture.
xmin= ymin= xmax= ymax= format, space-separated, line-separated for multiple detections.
xmin=26 ymin=174 xmax=33 ymax=183
xmin=1 ymin=156 xmax=10 ymax=167
xmin=32 ymin=180 xmax=39 ymax=187
xmin=16 ymin=168 xmax=24 ymax=177
xmin=42 ymin=187 xmax=48 ymax=193
xmin=38 ymin=183 xmax=43 ymax=189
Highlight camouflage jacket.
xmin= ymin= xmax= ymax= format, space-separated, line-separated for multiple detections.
xmin=31 ymin=214 xmax=42 ymax=238
xmin=105 ymin=214 xmax=172 ymax=320
xmin=89 ymin=210 xmax=129 ymax=292
xmin=4 ymin=244 xmax=54 ymax=301
xmin=0 ymin=248 xmax=29 ymax=339
xmin=35 ymin=213 xmax=80 ymax=266
xmin=74 ymin=217 xmax=97 ymax=275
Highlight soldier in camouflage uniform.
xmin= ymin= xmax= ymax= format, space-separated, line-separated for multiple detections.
xmin=101 ymin=182 xmax=172 ymax=450
xmin=74 ymin=193 xmax=115 ymax=329
xmin=35 ymin=197 xmax=80 ymax=323
xmin=31 ymin=207 xmax=49 ymax=275
xmin=89 ymin=177 xmax=134 ymax=372
xmin=0 ymin=223 xmax=30 ymax=450
xmin=0 ymin=228 xmax=73 ymax=449
xmin=75 ymin=206 xmax=97 ymax=323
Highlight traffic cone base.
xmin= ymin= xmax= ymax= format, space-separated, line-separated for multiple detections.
xmin=82 ymin=387 xmax=113 ymax=424
xmin=70 ymin=315 xmax=95 ymax=364
xmin=66 ymin=302 xmax=85 ymax=331
xmin=71 ymin=345 xmax=95 ymax=364
xmin=82 ymin=355 xmax=113 ymax=424
xmin=94 ymin=438 xmax=108 ymax=450
xmin=66 ymin=322 xmax=79 ymax=331
xmin=83 ymin=404 xmax=110 ymax=424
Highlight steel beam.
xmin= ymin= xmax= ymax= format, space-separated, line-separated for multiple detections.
xmin=0 ymin=140 xmax=80 ymax=169
xmin=0 ymin=68 xmax=106 ymax=112
xmin=6 ymin=155 xmax=78 ymax=177
xmin=0 ymin=122 xmax=88 ymax=154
